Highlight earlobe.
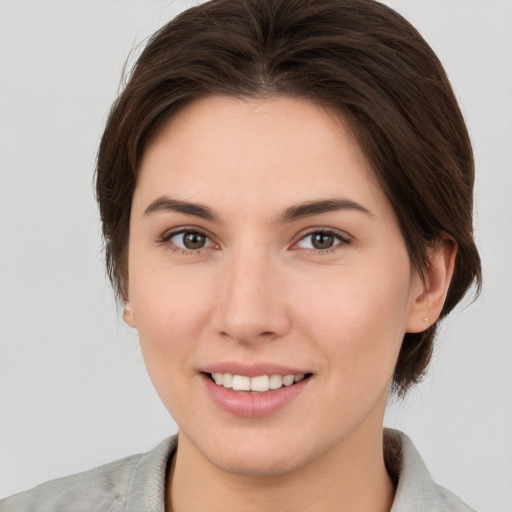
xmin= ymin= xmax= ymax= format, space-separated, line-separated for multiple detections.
xmin=406 ymin=233 xmax=457 ymax=333
xmin=123 ymin=302 xmax=137 ymax=328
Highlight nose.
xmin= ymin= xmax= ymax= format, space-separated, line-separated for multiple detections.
xmin=214 ymin=249 xmax=291 ymax=344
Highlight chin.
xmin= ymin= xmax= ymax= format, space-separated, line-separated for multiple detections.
xmin=189 ymin=424 xmax=330 ymax=479
xmin=208 ymin=447 xmax=307 ymax=478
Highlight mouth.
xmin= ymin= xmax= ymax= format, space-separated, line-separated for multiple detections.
xmin=204 ymin=372 xmax=313 ymax=393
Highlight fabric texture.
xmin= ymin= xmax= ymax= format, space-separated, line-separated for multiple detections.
xmin=0 ymin=429 xmax=476 ymax=512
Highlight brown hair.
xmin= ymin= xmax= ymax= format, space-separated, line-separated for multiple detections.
xmin=96 ymin=0 xmax=481 ymax=395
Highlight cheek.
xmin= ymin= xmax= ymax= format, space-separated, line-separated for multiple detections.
xmin=293 ymin=263 xmax=412 ymax=387
xmin=129 ymin=271 xmax=218 ymax=421
xmin=128 ymin=262 xmax=216 ymax=379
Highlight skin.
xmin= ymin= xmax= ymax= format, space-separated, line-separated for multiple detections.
xmin=124 ymin=96 xmax=456 ymax=512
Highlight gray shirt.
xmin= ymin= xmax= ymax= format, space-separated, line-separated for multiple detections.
xmin=0 ymin=429 xmax=476 ymax=511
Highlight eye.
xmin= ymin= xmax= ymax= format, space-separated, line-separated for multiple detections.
xmin=295 ymin=230 xmax=350 ymax=251
xmin=167 ymin=230 xmax=216 ymax=251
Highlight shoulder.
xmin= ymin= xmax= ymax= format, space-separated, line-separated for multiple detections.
xmin=0 ymin=455 xmax=139 ymax=512
xmin=385 ymin=428 xmax=477 ymax=512
xmin=0 ymin=437 xmax=177 ymax=512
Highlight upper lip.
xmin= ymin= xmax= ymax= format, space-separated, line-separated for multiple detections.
xmin=201 ymin=361 xmax=310 ymax=377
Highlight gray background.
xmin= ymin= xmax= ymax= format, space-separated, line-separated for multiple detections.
xmin=0 ymin=1 xmax=511 ymax=510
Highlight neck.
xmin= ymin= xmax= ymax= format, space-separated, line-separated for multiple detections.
xmin=167 ymin=425 xmax=395 ymax=512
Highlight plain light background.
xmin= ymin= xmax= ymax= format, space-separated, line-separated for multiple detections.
xmin=0 ymin=0 xmax=511 ymax=510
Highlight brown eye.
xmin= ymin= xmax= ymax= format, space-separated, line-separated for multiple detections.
xmin=168 ymin=230 xmax=214 ymax=251
xmin=183 ymin=232 xmax=206 ymax=249
xmin=295 ymin=230 xmax=350 ymax=251
xmin=311 ymin=233 xmax=335 ymax=249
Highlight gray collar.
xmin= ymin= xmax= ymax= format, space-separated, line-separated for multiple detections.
xmin=125 ymin=436 xmax=176 ymax=511
xmin=123 ymin=430 xmax=475 ymax=512
xmin=386 ymin=428 xmax=475 ymax=511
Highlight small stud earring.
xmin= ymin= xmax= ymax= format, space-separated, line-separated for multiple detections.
xmin=422 ymin=316 xmax=430 ymax=323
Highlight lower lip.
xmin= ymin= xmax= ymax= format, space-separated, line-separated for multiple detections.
xmin=201 ymin=374 xmax=311 ymax=418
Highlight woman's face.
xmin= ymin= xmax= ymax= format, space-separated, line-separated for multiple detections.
xmin=126 ymin=96 xmax=424 ymax=476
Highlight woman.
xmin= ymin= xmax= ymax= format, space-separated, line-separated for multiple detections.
xmin=0 ymin=0 xmax=484 ymax=510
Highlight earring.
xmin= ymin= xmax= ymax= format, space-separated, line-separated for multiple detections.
xmin=123 ymin=307 xmax=134 ymax=320
xmin=422 ymin=291 xmax=430 ymax=324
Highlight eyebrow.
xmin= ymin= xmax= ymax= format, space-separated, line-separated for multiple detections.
xmin=277 ymin=198 xmax=374 ymax=223
xmin=143 ymin=197 xmax=220 ymax=222
xmin=143 ymin=196 xmax=373 ymax=223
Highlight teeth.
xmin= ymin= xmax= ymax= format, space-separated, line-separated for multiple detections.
xmin=282 ymin=375 xmax=294 ymax=386
xmin=223 ymin=373 xmax=233 ymax=388
xmin=250 ymin=375 xmax=269 ymax=392
xmin=232 ymin=375 xmax=251 ymax=391
xmin=269 ymin=374 xmax=283 ymax=389
xmin=210 ymin=372 xmax=306 ymax=392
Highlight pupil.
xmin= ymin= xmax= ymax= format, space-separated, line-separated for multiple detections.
xmin=312 ymin=233 xmax=334 ymax=249
xmin=184 ymin=232 xmax=205 ymax=249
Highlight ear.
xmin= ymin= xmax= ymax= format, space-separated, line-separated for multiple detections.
xmin=123 ymin=301 xmax=137 ymax=328
xmin=406 ymin=233 xmax=457 ymax=333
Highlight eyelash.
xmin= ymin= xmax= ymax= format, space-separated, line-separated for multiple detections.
xmin=159 ymin=228 xmax=217 ymax=255
xmin=158 ymin=228 xmax=351 ymax=255
xmin=293 ymin=229 xmax=351 ymax=255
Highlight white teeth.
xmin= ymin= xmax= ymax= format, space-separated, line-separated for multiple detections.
xmin=250 ymin=375 xmax=269 ymax=392
xmin=210 ymin=372 xmax=306 ymax=392
xmin=269 ymin=374 xmax=283 ymax=389
xmin=231 ymin=375 xmax=251 ymax=391
xmin=223 ymin=373 xmax=233 ymax=388
xmin=282 ymin=375 xmax=295 ymax=386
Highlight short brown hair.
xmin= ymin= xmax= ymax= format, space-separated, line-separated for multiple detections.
xmin=96 ymin=0 xmax=481 ymax=395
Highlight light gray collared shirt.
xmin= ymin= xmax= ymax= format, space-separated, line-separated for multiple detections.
xmin=0 ymin=429 xmax=476 ymax=511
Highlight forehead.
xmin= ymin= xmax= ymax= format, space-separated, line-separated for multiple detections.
xmin=134 ymin=95 xmax=387 ymax=218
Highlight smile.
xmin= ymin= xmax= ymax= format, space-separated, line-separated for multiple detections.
xmin=209 ymin=372 xmax=307 ymax=392
xmin=202 ymin=370 xmax=312 ymax=418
